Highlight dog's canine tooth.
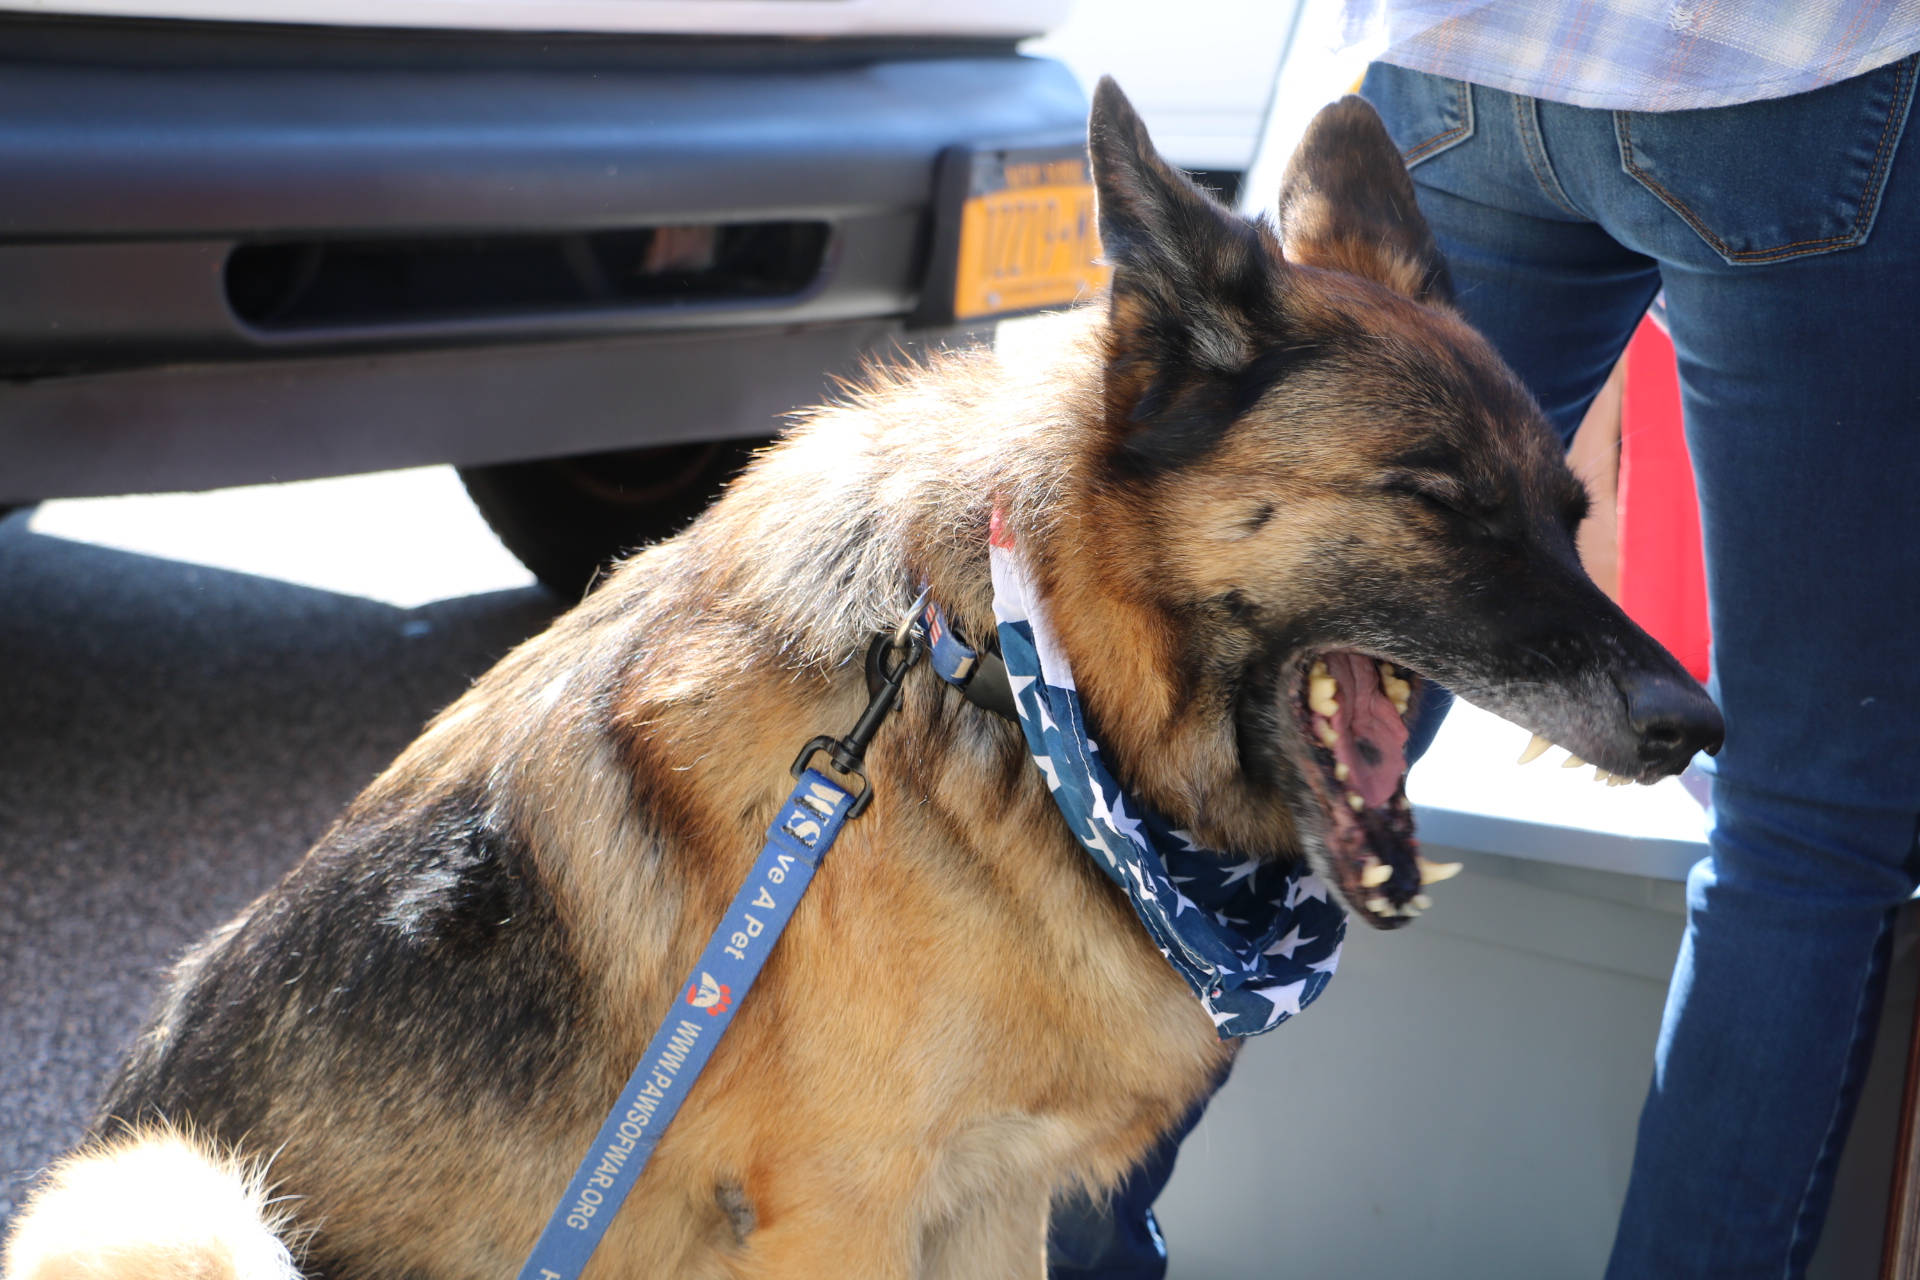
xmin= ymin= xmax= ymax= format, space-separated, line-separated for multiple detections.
xmin=1593 ymin=767 xmax=1614 ymax=783
xmin=1561 ymin=752 xmax=1586 ymax=768
xmin=1417 ymin=857 xmax=1462 ymax=884
xmin=1516 ymin=733 xmax=1552 ymax=765
xmin=1346 ymin=792 xmax=1365 ymax=811
xmin=1359 ymin=862 xmax=1392 ymax=888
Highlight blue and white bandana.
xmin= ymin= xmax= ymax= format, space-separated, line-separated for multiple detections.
xmin=987 ymin=536 xmax=1346 ymax=1039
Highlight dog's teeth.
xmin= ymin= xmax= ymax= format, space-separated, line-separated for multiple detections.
xmin=1318 ymin=722 xmax=1341 ymax=747
xmin=1593 ymin=767 xmax=1613 ymax=783
xmin=1412 ymin=893 xmax=1432 ymax=910
xmin=1561 ymin=753 xmax=1586 ymax=768
xmin=1366 ymin=896 xmax=1393 ymax=915
xmin=1346 ymin=791 xmax=1366 ymax=811
xmin=1309 ymin=672 xmax=1340 ymax=718
xmin=1609 ymin=774 xmax=1632 ymax=787
xmin=1516 ymin=733 xmax=1552 ymax=766
xmin=1334 ymin=762 xmax=1351 ymax=782
xmin=1378 ymin=664 xmax=1413 ymax=715
xmin=1360 ymin=862 xmax=1392 ymax=888
xmin=1399 ymin=901 xmax=1423 ymax=918
xmin=1417 ymin=857 xmax=1462 ymax=884
xmin=1311 ymin=659 xmax=1329 ymax=678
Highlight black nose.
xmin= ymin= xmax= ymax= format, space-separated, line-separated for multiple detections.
xmin=1614 ymin=669 xmax=1725 ymax=763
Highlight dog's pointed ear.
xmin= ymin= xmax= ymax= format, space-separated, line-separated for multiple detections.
xmin=1278 ymin=95 xmax=1452 ymax=304
xmin=1089 ymin=78 xmax=1289 ymax=467
xmin=1090 ymin=77 xmax=1283 ymax=364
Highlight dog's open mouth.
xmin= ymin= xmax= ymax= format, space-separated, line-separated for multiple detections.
xmin=1294 ymin=651 xmax=1459 ymax=929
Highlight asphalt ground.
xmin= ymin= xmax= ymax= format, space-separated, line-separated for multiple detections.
xmin=0 ymin=489 xmax=563 ymax=1226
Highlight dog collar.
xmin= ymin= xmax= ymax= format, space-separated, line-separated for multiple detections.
xmin=920 ymin=597 xmax=1019 ymax=721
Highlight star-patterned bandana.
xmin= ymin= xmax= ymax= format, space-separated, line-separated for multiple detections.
xmin=987 ymin=532 xmax=1347 ymax=1039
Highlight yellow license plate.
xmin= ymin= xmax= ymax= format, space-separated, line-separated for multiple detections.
xmin=952 ymin=148 xmax=1109 ymax=322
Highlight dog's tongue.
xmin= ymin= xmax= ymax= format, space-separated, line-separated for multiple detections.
xmin=1325 ymin=651 xmax=1409 ymax=807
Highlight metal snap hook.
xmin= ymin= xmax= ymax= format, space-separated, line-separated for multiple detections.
xmin=894 ymin=586 xmax=932 ymax=653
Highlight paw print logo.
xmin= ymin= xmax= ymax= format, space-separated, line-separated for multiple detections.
xmin=687 ymin=971 xmax=732 ymax=1016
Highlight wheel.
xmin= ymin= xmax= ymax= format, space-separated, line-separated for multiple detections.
xmin=459 ymin=437 xmax=770 ymax=598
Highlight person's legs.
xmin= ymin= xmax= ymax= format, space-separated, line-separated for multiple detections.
xmin=1565 ymin=65 xmax=1920 ymax=1273
xmin=1373 ymin=59 xmax=1920 ymax=1276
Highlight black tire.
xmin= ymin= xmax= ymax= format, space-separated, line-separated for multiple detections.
xmin=458 ymin=437 xmax=770 ymax=598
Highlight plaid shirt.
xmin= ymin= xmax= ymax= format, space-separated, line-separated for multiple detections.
xmin=1341 ymin=0 xmax=1920 ymax=111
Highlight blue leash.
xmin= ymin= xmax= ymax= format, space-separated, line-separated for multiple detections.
xmin=515 ymin=624 xmax=923 ymax=1280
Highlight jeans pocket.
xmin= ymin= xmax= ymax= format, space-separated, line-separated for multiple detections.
xmin=1616 ymin=54 xmax=1918 ymax=265
xmin=1361 ymin=63 xmax=1474 ymax=167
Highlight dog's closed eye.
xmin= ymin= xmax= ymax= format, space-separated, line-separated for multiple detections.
xmin=1380 ymin=475 xmax=1501 ymax=537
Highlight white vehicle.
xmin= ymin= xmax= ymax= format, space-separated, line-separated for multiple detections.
xmin=0 ymin=0 xmax=1090 ymax=591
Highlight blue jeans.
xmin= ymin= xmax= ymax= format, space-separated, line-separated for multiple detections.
xmin=1052 ymin=55 xmax=1920 ymax=1280
xmin=1360 ymin=58 xmax=1920 ymax=1277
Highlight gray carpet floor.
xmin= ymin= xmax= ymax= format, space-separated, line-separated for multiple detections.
xmin=0 ymin=509 xmax=560 ymax=1227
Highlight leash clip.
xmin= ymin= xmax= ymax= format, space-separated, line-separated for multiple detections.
xmin=790 ymin=606 xmax=924 ymax=818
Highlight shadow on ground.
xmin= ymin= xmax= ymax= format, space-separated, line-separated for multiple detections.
xmin=0 ymin=512 xmax=561 ymax=1224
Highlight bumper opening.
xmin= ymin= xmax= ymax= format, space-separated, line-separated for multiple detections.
xmin=225 ymin=221 xmax=832 ymax=331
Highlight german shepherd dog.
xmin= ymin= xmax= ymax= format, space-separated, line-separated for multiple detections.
xmin=5 ymin=82 xmax=1721 ymax=1280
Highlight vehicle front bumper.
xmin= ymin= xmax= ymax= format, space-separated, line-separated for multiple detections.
xmin=0 ymin=17 xmax=1086 ymax=499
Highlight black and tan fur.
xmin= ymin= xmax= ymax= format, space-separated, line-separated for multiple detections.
xmin=3 ymin=83 xmax=1719 ymax=1280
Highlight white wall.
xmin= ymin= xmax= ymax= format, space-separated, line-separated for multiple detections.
xmin=1155 ymin=850 xmax=1679 ymax=1279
